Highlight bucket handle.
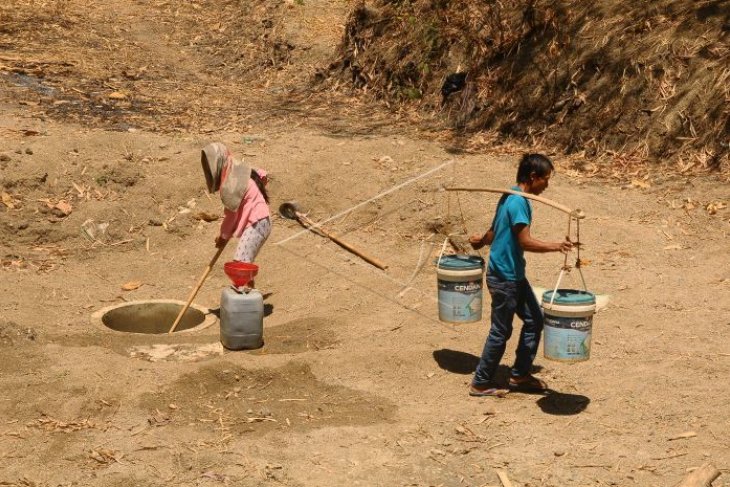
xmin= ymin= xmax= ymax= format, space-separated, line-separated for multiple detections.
xmin=549 ymin=269 xmax=565 ymax=307
xmin=548 ymin=266 xmax=590 ymax=307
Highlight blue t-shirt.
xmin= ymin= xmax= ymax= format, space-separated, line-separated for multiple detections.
xmin=488 ymin=186 xmax=532 ymax=281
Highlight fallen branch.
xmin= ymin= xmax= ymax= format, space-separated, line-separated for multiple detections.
xmin=669 ymin=431 xmax=697 ymax=441
xmin=0 ymin=55 xmax=75 ymax=66
xmin=676 ymin=464 xmax=721 ymax=487
xmin=497 ymin=470 xmax=514 ymax=487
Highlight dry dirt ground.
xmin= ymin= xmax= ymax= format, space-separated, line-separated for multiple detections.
xmin=1 ymin=1 xmax=730 ymax=486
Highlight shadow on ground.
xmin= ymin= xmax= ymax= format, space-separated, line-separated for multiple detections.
xmin=537 ymin=392 xmax=590 ymax=416
xmin=432 ymin=349 xmax=479 ymax=374
xmin=432 ymin=349 xmax=544 ymax=376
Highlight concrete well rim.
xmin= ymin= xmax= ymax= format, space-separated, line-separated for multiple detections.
xmin=90 ymin=299 xmax=217 ymax=335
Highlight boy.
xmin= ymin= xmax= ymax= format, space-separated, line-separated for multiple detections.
xmin=469 ymin=153 xmax=572 ymax=396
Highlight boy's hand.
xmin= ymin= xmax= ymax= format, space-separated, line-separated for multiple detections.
xmin=215 ymin=236 xmax=228 ymax=249
xmin=557 ymin=238 xmax=573 ymax=253
xmin=469 ymin=234 xmax=485 ymax=250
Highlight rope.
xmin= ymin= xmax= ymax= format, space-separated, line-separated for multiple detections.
xmin=576 ymin=217 xmax=588 ymax=291
xmin=550 ymin=212 xmax=589 ymax=300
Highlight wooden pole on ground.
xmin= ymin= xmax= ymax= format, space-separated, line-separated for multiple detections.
xmin=296 ymin=212 xmax=388 ymax=270
xmin=676 ymin=464 xmax=721 ymax=487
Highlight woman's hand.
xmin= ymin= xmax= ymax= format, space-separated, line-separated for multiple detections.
xmin=215 ymin=236 xmax=228 ymax=249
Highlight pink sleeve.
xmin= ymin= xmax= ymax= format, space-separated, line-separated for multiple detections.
xmin=219 ymin=209 xmax=237 ymax=240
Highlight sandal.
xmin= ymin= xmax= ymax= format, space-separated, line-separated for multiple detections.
xmin=508 ymin=375 xmax=548 ymax=392
xmin=469 ymin=384 xmax=509 ymax=397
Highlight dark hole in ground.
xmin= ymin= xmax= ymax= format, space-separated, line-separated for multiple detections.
xmin=101 ymin=302 xmax=204 ymax=334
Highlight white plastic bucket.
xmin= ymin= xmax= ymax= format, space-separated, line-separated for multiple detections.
xmin=542 ymin=289 xmax=596 ymax=362
xmin=436 ymin=255 xmax=485 ymax=323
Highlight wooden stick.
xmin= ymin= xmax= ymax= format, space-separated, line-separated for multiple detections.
xmin=0 ymin=55 xmax=74 ymax=65
xmin=676 ymin=464 xmax=721 ymax=487
xmin=168 ymin=243 xmax=227 ymax=334
xmin=296 ymin=213 xmax=388 ymax=270
xmin=444 ymin=187 xmax=585 ymax=219
xmin=497 ymin=470 xmax=514 ymax=487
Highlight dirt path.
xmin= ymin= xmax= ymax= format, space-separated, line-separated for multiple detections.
xmin=1 ymin=1 xmax=729 ymax=486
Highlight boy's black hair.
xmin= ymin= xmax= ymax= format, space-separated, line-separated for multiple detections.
xmin=516 ymin=153 xmax=554 ymax=183
xmin=251 ymin=169 xmax=269 ymax=203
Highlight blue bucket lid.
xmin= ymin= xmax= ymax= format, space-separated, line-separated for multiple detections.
xmin=436 ymin=254 xmax=485 ymax=271
xmin=542 ymin=289 xmax=595 ymax=305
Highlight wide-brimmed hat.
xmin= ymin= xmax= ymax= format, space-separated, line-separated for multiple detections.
xmin=200 ymin=142 xmax=250 ymax=211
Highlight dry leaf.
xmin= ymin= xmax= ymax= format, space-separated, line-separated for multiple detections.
xmin=630 ymin=179 xmax=651 ymax=189
xmin=89 ymin=448 xmax=122 ymax=464
xmin=53 ymin=200 xmax=73 ymax=217
xmin=148 ymin=409 xmax=172 ymax=426
xmin=193 ymin=211 xmax=220 ymax=222
xmin=108 ymin=91 xmax=127 ymax=100
xmin=706 ymin=201 xmax=727 ymax=215
xmin=1 ymin=191 xmax=16 ymax=209
xmin=682 ymin=198 xmax=697 ymax=211
xmin=121 ymin=280 xmax=143 ymax=291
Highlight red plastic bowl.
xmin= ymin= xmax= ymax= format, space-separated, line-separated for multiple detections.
xmin=223 ymin=261 xmax=259 ymax=287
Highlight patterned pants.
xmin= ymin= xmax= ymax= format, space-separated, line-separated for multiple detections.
xmin=233 ymin=217 xmax=272 ymax=262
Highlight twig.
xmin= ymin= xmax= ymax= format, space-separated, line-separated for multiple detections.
xmin=652 ymin=452 xmax=687 ymax=460
xmin=109 ymin=239 xmax=134 ymax=246
xmin=676 ymin=463 xmax=721 ymax=487
xmin=497 ymin=470 xmax=514 ymax=487
xmin=668 ymin=431 xmax=697 ymax=441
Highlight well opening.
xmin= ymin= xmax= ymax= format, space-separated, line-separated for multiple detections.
xmin=92 ymin=300 xmax=216 ymax=334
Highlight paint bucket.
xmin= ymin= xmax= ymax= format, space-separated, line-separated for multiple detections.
xmin=436 ymin=255 xmax=485 ymax=323
xmin=541 ymin=289 xmax=596 ymax=362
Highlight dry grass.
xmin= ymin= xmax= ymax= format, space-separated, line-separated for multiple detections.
xmin=0 ymin=0 xmax=727 ymax=179
xmin=320 ymin=0 xmax=730 ymax=179
xmin=0 ymin=0 xmax=326 ymax=133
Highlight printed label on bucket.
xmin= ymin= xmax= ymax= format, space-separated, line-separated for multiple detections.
xmin=543 ymin=315 xmax=592 ymax=361
xmin=437 ymin=279 xmax=482 ymax=323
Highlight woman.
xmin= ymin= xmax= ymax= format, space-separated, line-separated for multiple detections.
xmin=201 ymin=142 xmax=272 ymax=264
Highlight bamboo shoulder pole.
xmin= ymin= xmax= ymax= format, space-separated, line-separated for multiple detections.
xmin=444 ymin=186 xmax=585 ymax=219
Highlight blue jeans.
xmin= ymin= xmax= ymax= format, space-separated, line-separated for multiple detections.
xmin=472 ymin=274 xmax=544 ymax=387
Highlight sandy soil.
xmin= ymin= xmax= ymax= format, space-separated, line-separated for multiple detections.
xmin=1 ymin=1 xmax=729 ymax=486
